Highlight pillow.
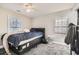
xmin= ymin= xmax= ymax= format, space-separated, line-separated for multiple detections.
xmin=23 ymin=28 xmax=30 ymax=32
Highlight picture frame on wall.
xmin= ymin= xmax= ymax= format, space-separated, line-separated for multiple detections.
xmin=7 ymin=16 xmax=22 ymax=32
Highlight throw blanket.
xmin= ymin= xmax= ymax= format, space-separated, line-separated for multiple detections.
xmin=2 ymin=32 xmax=19 ymax=55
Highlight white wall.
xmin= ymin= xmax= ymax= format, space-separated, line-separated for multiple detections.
xmin=0 ymin=6 xmax=32 ymax=34
xmin=32 ymin=14 xmax=55 ymax=37
xmin=68 ymin=10 xmax=77 ymax=25
xmin=32 ymin=9 xmax=77 ymax=43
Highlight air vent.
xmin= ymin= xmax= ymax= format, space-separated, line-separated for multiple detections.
xmin=16 ymin=10 xmax=21 ymax=12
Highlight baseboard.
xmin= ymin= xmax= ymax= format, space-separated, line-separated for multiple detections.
xmin=53 ymin=41 xmax=67 ymax=46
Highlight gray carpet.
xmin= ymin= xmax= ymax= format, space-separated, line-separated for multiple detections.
xmin=24 ymin=39 xmax=70 ymax=55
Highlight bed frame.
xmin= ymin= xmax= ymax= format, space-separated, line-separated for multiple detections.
xmin=9 ymin=28 xmax=48 ymax=55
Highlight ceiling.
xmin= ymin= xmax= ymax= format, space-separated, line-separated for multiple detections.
xmin=0 ymin=3 xmax=75 ymax=18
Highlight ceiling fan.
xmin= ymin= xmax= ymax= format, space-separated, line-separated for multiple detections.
xmin=24 ymin=3 xmax=36 ymax=12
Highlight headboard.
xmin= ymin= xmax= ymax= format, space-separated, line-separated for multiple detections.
xmin=30 ymin=28 xmax=45 ymax=39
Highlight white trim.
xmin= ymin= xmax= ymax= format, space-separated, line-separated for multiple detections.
xmin=53 ymin=41 xmax=67 ymax=46
xmin=19 ymin=35 xmax=42 ymax=45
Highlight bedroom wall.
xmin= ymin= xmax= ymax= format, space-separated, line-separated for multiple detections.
xmin=0 ymin=6 xmax=32 ymax=34
xmin=32 ymin=9 xmax=77 ymax=43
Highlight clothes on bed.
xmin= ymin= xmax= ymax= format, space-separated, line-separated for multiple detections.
xmin=7 ymin=32 xmax=43 ymax=47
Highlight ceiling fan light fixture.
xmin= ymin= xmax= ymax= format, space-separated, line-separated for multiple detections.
xmin=24 ymin=3 xmax=34 ymax=13
xmin=24 ymin=3 xmax=32 ymax=8
xmin=26 ymin=8 xmax=31 ymax=12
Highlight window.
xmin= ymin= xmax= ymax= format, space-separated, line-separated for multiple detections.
xmin=54 ymin=17 xmax=68 ymax=34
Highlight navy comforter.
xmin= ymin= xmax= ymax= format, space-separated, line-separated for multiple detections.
xmin=8 ymin=32 xmax=43 ymax=47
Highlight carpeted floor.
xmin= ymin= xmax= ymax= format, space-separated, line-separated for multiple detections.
xmin=24 ymin=39 xmax=70 ymax=55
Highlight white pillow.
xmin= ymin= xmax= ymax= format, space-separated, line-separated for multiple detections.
xmin=23 ymin=28 xmax=30 ymax=32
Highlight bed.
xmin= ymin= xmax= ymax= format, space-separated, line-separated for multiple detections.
xmin=2 ymin=28 xmax=47 ymax=55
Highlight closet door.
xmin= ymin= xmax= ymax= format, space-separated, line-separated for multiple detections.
xmin=77 ymin=9 xmax=79 ymax=25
